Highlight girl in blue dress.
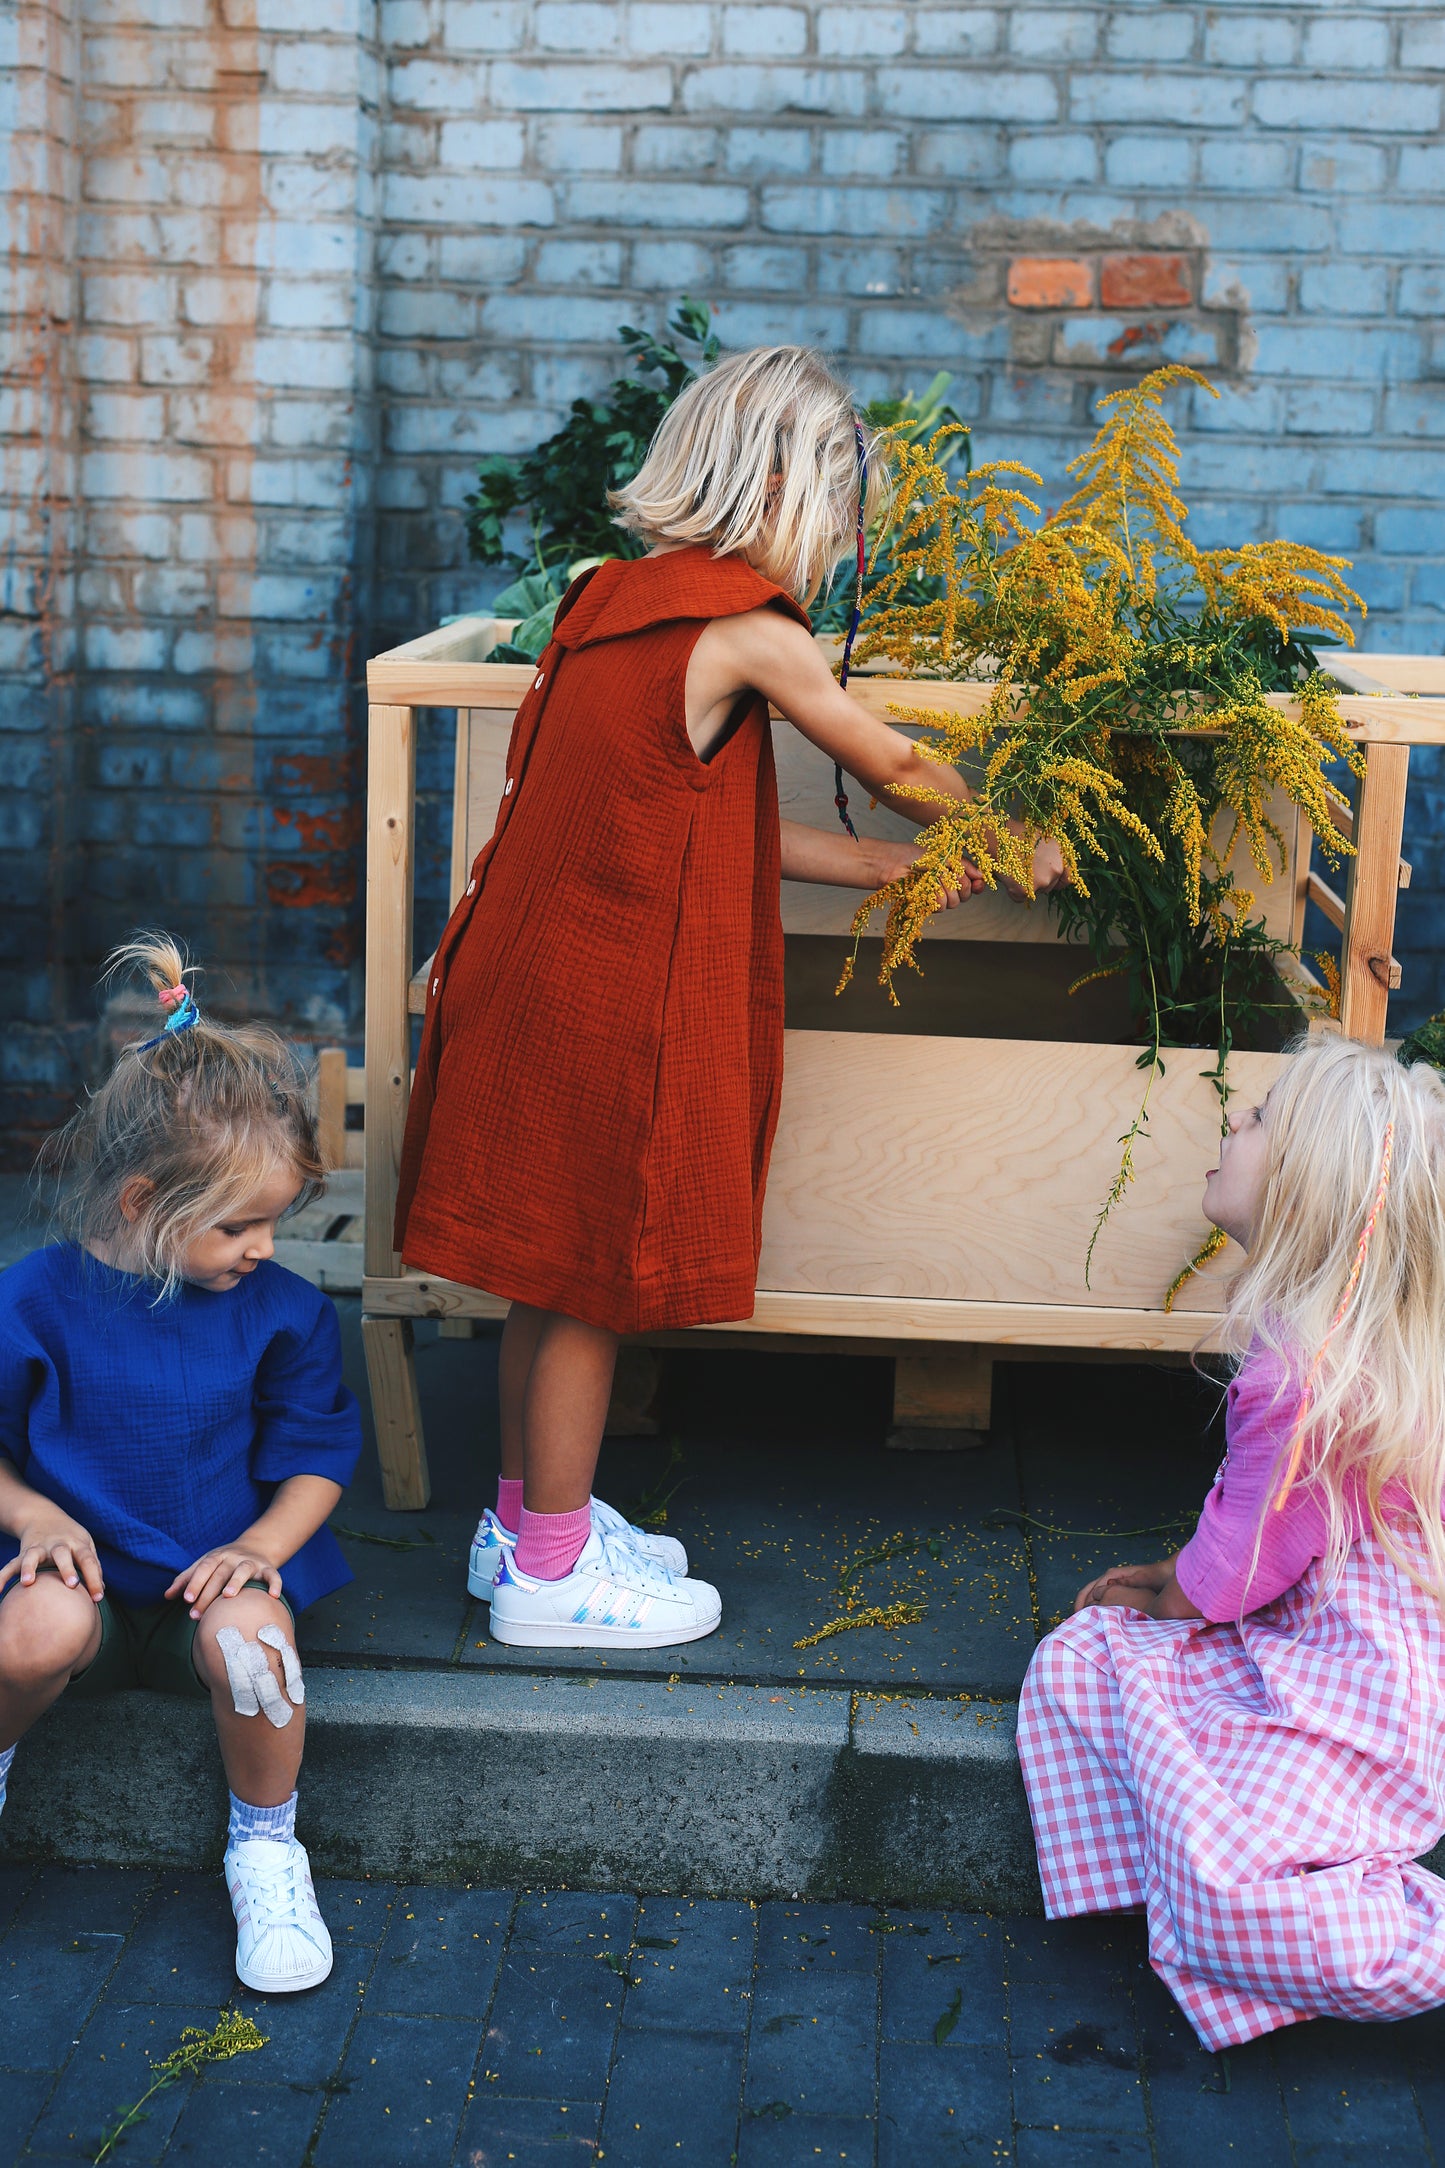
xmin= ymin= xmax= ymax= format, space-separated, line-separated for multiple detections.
xmin=0 ymin=935 xmax=361 ymax=1995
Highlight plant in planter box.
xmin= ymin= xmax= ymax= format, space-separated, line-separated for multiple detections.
xmin=841 ymin=364 xmax=1365 ymax=1265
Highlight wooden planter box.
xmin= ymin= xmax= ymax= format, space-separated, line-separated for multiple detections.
xmin=359 ymin=627 xmax=1442 ymax=1508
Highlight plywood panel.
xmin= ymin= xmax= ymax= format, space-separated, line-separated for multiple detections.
xmin=772 ymin=720 xmax=1302 ymax=950
xmin=756 ymin=1028 xmax=1271 ymax=1314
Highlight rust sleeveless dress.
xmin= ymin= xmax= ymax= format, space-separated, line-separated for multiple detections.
xmin=394 ymin=546 xmax=810 ymax=1335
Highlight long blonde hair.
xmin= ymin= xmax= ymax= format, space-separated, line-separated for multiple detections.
xmin=1221 ymin=1033 xmax=1445 ymax=1606
xmin=39 ymin=933 xmax=324 ymax=1298
xmin=610 ymin=344 xmax=890 ymax=603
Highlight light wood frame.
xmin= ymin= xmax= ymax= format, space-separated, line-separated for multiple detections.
xmin=361 ymin=624 xmax=1440 ymax=1508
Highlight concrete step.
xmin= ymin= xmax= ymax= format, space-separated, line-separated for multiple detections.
xmin=1 ymin=1668 xmax=1036 ymax=1907
xmin=0 ymin=1310 xmax=1235 ymax=1906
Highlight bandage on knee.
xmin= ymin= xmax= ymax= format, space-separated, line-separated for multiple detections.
xmin=216 ymin=1624 xmax=305 ymax=1729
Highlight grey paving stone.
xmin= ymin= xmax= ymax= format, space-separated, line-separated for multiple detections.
xmin=1008 ymin=1973 xmax=1146 ymax=2133
xmin=1134 ymin=1970 xmax=1292 ymax=2167
xmin=370 ymin=1886 xmax=511 ymax=2018
xmin=0 ymin=1928 xmax=121 ymax=2070
xmin=24 ymin=2000 xmax=216 ymax=2162
xmin=1014 ymin=2134 xmax=1154 ymax=2165
xmin=317 ymin=1876 xmax=399 ymax=1951
xmin=1275 ymin=2020 xmax=1429 ymax=2151
xmin=455 ymin=2090 xmax=602 ymax=2160
xmin=160 ymin=2080 xmax=322 ymax=2165
xmin=17 ymin=1866 xmax=152 ymax=1940
xmin=744 ymin=1970 xmax=879 ymax=2121
xmin=622 ymin=1897 xmax=755 ymax=2034
xmin=755 ymin=1901 xmax=879 ymax=1974
xmin=736 ymin=2111 xmax=873 ymax=2165
xmin=311 ymin=2010 xmax=482 ymax=2166
xmin=199 ymin=1971 xmax=366 ymax=2091
xmin=0 ymin=1863 xmax=30 ymax=1937
xmin=601 ymin=2026 xmax=744 ymax=2164
xmin=877 ymin=2037 xmax=1013 ymax=2166
xmin=1 ymin=2071 xmax=54 ymax=2159
xmin=101 ymin=1877 xmax=237 ymax=2008
xmin=481 ymin=1951 xmax=624 ymax=2102
xmin=879 ymin=1910 xmax=1006 ymax=2045
xmin=510 ymin=1890 xmax=636 ymax=1955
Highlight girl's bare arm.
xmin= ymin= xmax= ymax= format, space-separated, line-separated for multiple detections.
xmin=779 ymin=820 xmax=979 ymax=899
xmin=689 ymin=609 xmax=1065 ymax=888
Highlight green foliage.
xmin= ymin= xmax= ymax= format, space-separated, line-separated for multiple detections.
xmin=464 ymin=298 xmax=718 ymax=576
xmin=1399 ymin=1011 xmax=1445 ymax=1073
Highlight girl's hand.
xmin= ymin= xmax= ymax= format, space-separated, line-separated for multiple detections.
xmin=166 ymin=1548 xmax=283 ymax=1619
xmin=0 ymin=1510 xmax=105 ymax=1600
xmin=869 ymin=839 xmax=986 ymax=907
xmin=1073 ymin=1560 xmax=1171 ymax=1613
xmin=1000 ymin=831 xmax=1068 ymax=902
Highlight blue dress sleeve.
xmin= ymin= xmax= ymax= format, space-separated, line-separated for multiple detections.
xmin=251 ymin=1285 xmax=363 ymax=1489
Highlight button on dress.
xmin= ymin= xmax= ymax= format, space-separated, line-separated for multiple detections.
xmin=394 ymin=547 xmax=810 ymax=1335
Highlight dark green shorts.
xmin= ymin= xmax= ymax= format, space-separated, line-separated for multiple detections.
xmin=8 ymin=1567 xmax=294 ymax=1702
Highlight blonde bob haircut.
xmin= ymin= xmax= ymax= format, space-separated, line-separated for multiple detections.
xmin=610 ymin=344 xmax=889 ymax=604
xmin=1219 ymin=1032 xmax=1445 ymax=1612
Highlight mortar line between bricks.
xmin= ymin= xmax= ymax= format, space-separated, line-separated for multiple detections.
xmin=870 ymin=1897 xmax=883 ymax=2168
xmin=1129 ymin=1953 xmax=1161 ymax=2168
xmin=728 ymin=1895 xmax=760 ymax=2166
xmin=20 ymin=1867 xmax=163 ymax=2163
xmin=447 ymin=1887 xmax=522 ymax=2167
xmin=293 ymin=1880 xmax=390 ymax=2168
xmin=1271 ymin=2030 xmax=1303 ymax=2168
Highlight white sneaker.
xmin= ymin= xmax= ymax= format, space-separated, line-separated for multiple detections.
xmin=488 ymin=1527 xmax=722 ymax=1649
xmin=225 ymin=1838 xmax=333 ymax=1994
xmin=467 ymin=1497 xmax=688 ymax=1603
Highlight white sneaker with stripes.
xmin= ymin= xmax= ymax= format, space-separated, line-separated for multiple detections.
xmin=225 ymin=1838 xmax=333 ymax=1994
xmin=467 ymin=1498 xmax=688 ymax=1603
xmin=487 ymin=1527 xmax=721 ymax=1649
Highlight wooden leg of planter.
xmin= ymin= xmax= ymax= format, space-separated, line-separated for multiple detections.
xmin=1339 ymin=742 xmax=1409 ymax=1048
xmin=437 ymin=1318 xmax=479 ymax=1339
xmin=887 ymin=1348 xmax=994 ymax=1451
xmin=362 ymin=1315 xmax=431 ymax=1509
xmin=605 ymin=1345 xmax=662 ymax=1437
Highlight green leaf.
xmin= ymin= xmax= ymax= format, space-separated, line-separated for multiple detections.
xmin=934 ymin=1989 xmax=963 ymax=2045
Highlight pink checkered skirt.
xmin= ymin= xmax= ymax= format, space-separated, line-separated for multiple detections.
xmin=1017 ymin=1533 xmax=1445 ymax=2051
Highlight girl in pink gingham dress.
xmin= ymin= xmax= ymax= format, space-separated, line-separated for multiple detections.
xmin=1018 ymin=1032 xmax=1445 ymax=2052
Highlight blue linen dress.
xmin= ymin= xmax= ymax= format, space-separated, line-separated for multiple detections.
xmin=0 ymin=1246 xmax=361 ymax=1610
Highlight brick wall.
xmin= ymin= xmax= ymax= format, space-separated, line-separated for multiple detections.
xmin=1 ymin=0 xmax=1442 ymax=1150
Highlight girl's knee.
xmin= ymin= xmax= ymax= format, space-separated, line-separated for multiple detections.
xmin=0 ymin=1576 xmax=101 ymax=1685
xmin=193 ymin=1591 xmax=294 ymax=1686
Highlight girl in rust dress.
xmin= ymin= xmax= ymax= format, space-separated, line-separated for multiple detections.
xmin=395 ymin=345 xmax=1061 ymax=1649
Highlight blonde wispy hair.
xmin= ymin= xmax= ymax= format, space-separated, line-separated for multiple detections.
xmin=609 ymin=344 xmax=890 ymax=603
xmin=1219 ymin=1032 xmax=1445 ymax=1611
xmin=38 ymin=932 xmax=325 ymax=1298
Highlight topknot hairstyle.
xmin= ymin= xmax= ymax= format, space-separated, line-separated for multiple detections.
xmin=39 ymin=932 xmax=325 ymax=1297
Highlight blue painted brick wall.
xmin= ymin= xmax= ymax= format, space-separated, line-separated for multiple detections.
xmin=1 ymin=0 xmax=1441 ymax=1153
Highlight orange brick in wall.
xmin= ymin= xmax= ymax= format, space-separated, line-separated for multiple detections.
xmin=1100 ymin=254 xmax=1193 ymax=309
xmin=1007 ymin=258 xmax=1093 ymax=309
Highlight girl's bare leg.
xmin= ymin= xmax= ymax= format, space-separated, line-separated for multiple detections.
xmin=498 ymin=1301 xmax=547 ymax=1482
xmin=520 ymin=1311 xmax=620 ymax=1515
xmin=192 ymin=1587 xmax=305 ymax=1809
xmin=0 ymin=1577 xmax=102 ymax=1750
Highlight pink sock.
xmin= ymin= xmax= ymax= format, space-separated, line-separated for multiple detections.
xmin=514 ymin=1503 xmax=591 ymax=1582
xmin=496 ymin=1477 xmax=524 ymax=1533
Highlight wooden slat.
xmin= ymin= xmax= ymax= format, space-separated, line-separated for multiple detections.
xmin=1339 ymin=741 xmax=1410 ymax=1046
xmin=364 ymin=643 xmax=1445 ymax=747
xmin=361 ymin=1274 xmax=1226 ymax=1351
xmin=361 ymin=1316 xmax=431 ymax=1509
xmin=315 ymin=1046 xmax=348 ymax=1172
xmin=1306 ymin=868 xmax=1346 ymax=932
xmin=364 ymin=704 xmax=417 ymax=1278
xmin=1321 ymin=795 xmax=1410 ymax=886
xmin=1345 ymin=655 xmax=1445 ymax=696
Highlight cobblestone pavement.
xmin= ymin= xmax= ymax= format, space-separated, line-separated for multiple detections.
xmin=4 ymin=1864 xmax=1445 ymax=2165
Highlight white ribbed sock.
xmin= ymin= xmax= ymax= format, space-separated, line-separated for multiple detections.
xmin=227 ymin=1789 xmax=298 ymax=1847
